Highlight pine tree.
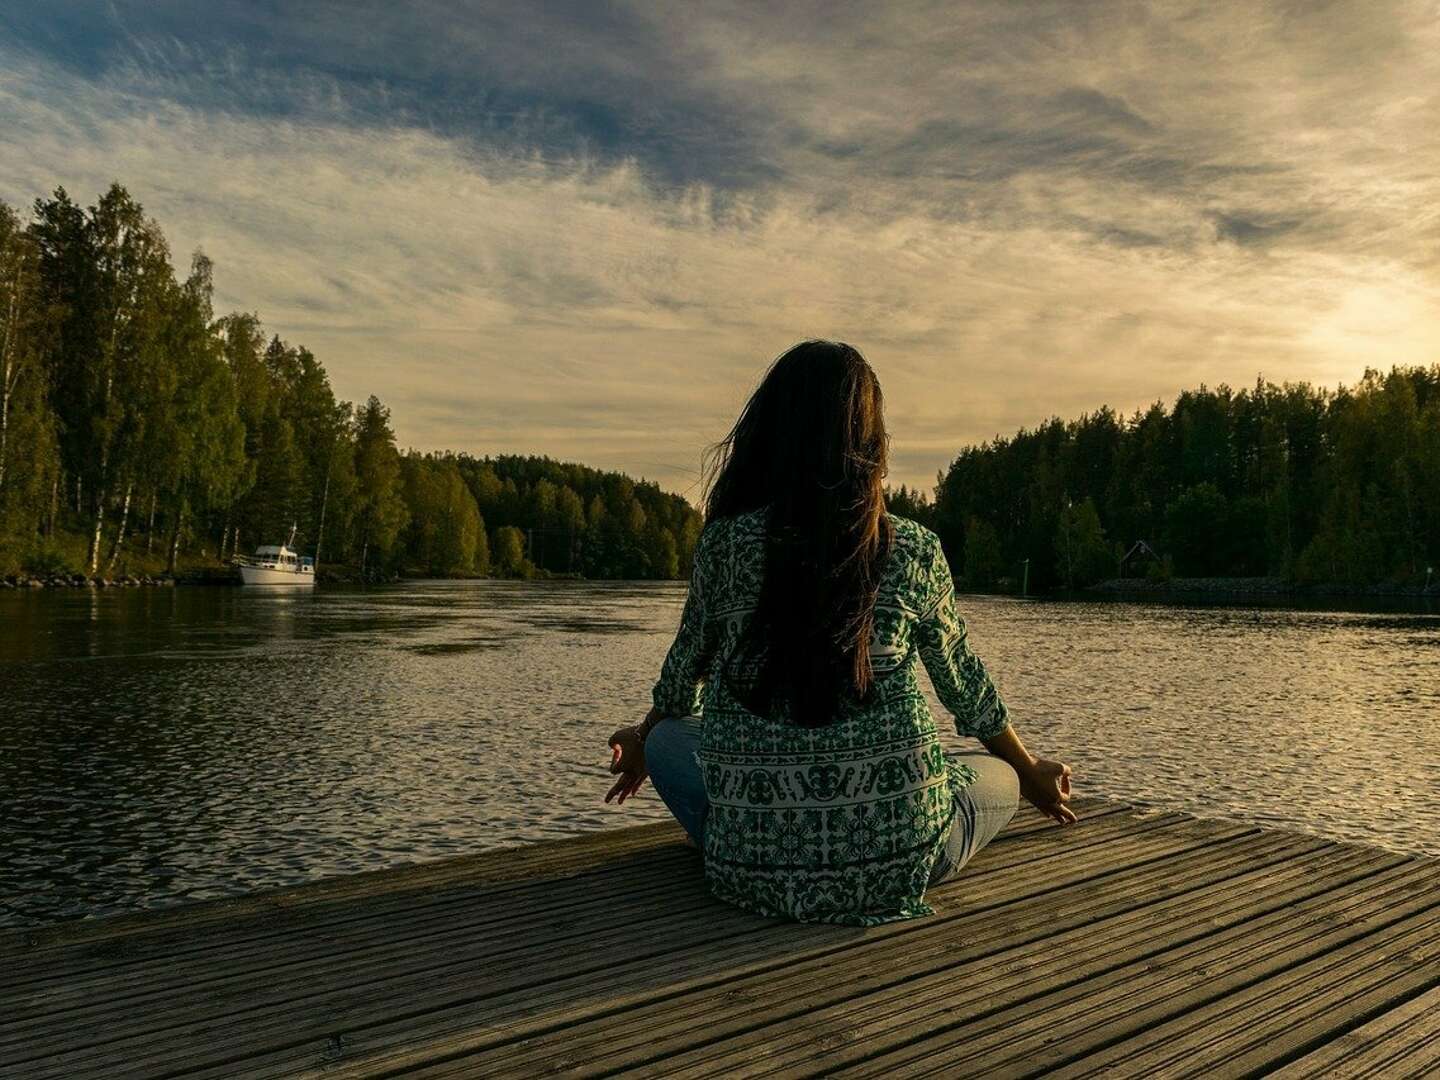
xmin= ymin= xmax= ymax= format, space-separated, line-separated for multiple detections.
xmin=352 ymin=396 xmax=408 ymax=578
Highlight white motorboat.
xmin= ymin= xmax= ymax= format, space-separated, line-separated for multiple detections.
xmin=234 ymin=528 xmax=316 ymax=587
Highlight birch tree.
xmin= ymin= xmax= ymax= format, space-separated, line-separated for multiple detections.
xmin=0 ymin=206 xmax=53 ymax=497
xmin=32 ymin=185 xmax=172 ymax=574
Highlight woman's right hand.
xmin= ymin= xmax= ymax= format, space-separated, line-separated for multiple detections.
xmin=1019 ymin=757 xmax=1077 ymax=825
xmin=605 ymin=724 xmax=649 ymax=805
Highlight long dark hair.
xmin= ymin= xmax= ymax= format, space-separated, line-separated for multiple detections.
xmin=702 ymin=340 xmax=895 ymax=728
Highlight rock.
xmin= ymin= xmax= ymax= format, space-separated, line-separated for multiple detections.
xmin=26 ymin=578 xmax=43 ymax=588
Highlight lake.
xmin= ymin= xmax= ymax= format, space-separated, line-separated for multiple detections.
xmin=1 ymin=581 xmax=1437 ymax=928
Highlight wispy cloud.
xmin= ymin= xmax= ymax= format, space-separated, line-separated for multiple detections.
xmin=0 ymin=1 xmax=1436 ymax=495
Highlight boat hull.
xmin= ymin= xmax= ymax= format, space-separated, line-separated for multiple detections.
xmin=238 ymin=565 xmax=315 ymax=587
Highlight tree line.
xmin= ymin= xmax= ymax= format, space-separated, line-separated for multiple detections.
xmin=889 ymin=366 xmax=1440 ymax=592
xmin=5 ymin=184 xmax=1434 ymax=593
xmin=0 ymin=184 xmax=702 ymax=581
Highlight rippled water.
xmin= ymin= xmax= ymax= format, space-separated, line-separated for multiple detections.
xmin=1 ymin=582 xmax=1436 ymax=927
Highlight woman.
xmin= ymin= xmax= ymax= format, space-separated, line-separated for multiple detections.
xmin=606 ymin=340 xmax=1075 ymax=926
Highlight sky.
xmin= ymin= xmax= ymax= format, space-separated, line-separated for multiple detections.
xmin=1 ymin=1 xmax=1437 ymax=499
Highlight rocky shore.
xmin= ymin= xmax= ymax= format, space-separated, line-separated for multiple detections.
xmin=2 ymin=565 xmax=401 ymax=588
xmin=2 ymin=572 xmax=178 ymax=589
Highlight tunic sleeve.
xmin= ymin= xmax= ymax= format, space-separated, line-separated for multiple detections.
xmin=914 ymin=530 xmax=1011 ymax=740
xmin=650 ymin=522 xmax=715 ymax=717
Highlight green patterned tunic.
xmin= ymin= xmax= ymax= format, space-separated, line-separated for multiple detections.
xmin=650 ymin=507 xmax=1012 ymax=926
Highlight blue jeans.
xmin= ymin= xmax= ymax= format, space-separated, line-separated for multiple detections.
xmin=927 ymin=749 xmax=1020 ymax=884
xmin=644 ymin=717 xmax=1020 ymax=884
xmin=643 ymin=716 xmax=709 ymax=845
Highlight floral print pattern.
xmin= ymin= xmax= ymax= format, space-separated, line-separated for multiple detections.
xmin=651 ymin=507 xmax=1011 ymax=926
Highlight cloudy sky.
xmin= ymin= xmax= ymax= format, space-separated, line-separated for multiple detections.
xmin=1 ymin=2 xmax=1436 ymax=497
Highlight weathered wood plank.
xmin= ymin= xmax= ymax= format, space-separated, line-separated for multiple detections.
xmin=833 ymin=857 xmax=1439 ymax=1078
xmin=3 ymin=796 xmax=1435 ymax=1080
xmin=0 ymin=856 xmax=700 ymax=1019
xmin=1265 ymin=983 xmax=1440 ymax=1079
xmin=129 ymin=820 xmax=1265 ymax=1080
xmin=278 ymin=823 xmax=1290 ymax=1079
xmin=1 ymin=852 xmax=708 ymax=1027
xmin=584 ymin=844 xmax=1413 ymax=1080
xmin=1042 ymin=891 xmax=1440 ymax=1078
xmin=3 ymin=800 xmax=1148 ymax=1033
xmin=384 ymin=830 xmax=1338 ymax=1080
xmin=1 ymin=794 xmax=1127 ymax=995
xmin=0 ymin=824 xmax=683 ymax=971
xmin=8 ymin=802 xmax=1188 ymax=1079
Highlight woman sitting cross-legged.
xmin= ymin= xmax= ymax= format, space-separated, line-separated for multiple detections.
xmin=606 ymin=339 xmax=1075 ymax=926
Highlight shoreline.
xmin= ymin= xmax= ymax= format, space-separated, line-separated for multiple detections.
xmin=6 ymin=569 xmax=1438 ymax=606
xmin=1083 ymin=575 xmax=1439 ymax=601
xmin=0 ymin=568 xmax=606 ymax=589
xmin=2 ymin=572 xmax=178 ymax=589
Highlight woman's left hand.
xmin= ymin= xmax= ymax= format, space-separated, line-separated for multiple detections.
xmin=605 ymin=724 xmax=648 ymax=804
xmin=1018 ymin=757 xmax=1077 ymax=825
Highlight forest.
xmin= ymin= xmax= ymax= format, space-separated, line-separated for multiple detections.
xmin=889 ymin=363 xmax=1440 ymax=593
xmin=2 ymin=184 xmax=1435 ymax=593
xmin=0 ymin=184 xmax=701 ymax=582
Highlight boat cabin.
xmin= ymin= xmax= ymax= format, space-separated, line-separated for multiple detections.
xmin=241 ymin=544 xmax=315 ymax=574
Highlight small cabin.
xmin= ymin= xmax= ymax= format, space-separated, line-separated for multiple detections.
xmin=1119 ymin=540 xmax=1161 ymax=579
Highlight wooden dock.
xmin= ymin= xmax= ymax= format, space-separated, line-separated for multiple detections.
xmin=3 ymin=795 xmax=1438 ymax=1078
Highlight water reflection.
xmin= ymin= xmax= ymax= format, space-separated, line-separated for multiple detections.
xmin=1 ymin=582 xmax=1436 ymax=927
